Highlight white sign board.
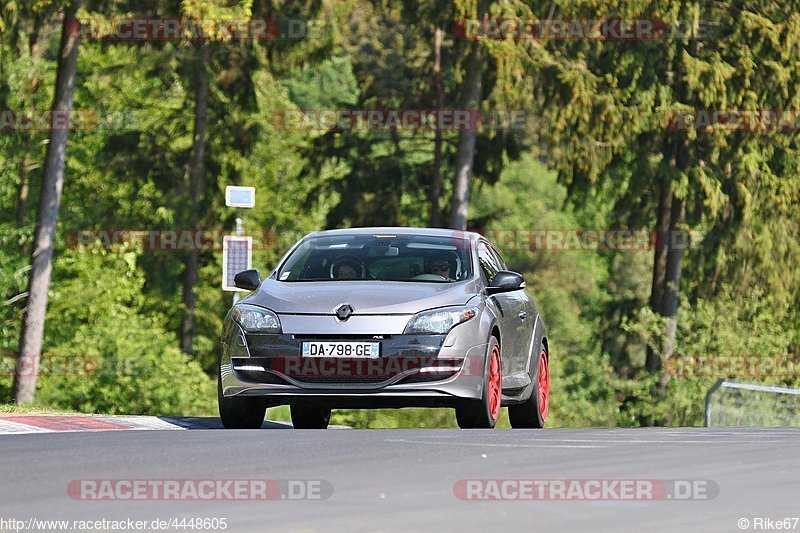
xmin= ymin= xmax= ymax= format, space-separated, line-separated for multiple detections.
xmin=225 ymin=186 xmax=256 ymax=208
xmin=222 ymin=236 xmax=253 ymax=291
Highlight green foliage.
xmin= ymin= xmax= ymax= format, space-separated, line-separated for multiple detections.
xmin=36 ymin=321 xmax=216 ymax=416
xmin=0 ymin=225 xmax=32 ymax=354
xmin=35 ymin=247 xmax=213 ymax=415
xmin=283 ymin=56 xmax=359 ymax=109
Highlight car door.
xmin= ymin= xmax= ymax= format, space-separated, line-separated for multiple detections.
xmin=486 ymin=243 xmax=532 ymax=376
xmin=478 ymin=241 xmax=524 ymax=376
xmin=490 ymin=243 xmax=544 ymax=380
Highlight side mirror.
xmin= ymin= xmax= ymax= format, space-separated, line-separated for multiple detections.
xmin=233 ymin=269 xmax=261 ymax=291
xmin=486 ymin=270 xmax=526 ymax=295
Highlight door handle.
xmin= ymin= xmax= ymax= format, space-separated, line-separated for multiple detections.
xmin=518 ymin=312 xmax=527 ymax=320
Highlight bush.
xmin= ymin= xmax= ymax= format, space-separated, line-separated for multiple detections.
xmin=3 ymin=245 xmax=215 ymax=416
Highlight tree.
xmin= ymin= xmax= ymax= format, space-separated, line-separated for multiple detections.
xmin=446 ymin=0 xmax=541 ymax=230
xmin=14 ymin=0 xmax=83 ymax=404
xmin=448 ymin=41 xmax=483 ymax=230
xmin=179 ymin=42 xmax=209 ymax=355
xmin=308 ymin=0 xmax=534 ymax=230
xmin=530 ymin=0 xmax=800 ymax=386
xmin=428 ymin=26 xmax=445 ymax=226
xmin=177 ymin=0 xmax=251 ymax=355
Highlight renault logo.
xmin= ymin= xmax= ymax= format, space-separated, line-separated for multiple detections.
xmin=335 ymin=304 xmax=354 ymax=321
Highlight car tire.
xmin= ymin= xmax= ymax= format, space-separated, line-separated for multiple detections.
xmin=508 ymin=346 xmax=549 ymax=428
xmin=218 ymin=374 xmax=268 ymax=429
xmin=291 ymin=404 xmax=331 ymax=429
xmin=456 ymin=336 xmax=502 ymax=429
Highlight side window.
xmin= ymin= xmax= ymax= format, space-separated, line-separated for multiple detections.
xmin=478 ymin=242 xmax=501 ymax=282
xmin=488 ymin=245 xmax=507 ymax=271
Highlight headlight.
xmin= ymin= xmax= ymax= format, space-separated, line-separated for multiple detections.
xmin=232 ymin=304 xmax=281 ymax=334
xmin=404 ymin=306 xmax=478 ymax=334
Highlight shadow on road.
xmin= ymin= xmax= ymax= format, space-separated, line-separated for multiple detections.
xmin=159 ymin=417 xmax=293 ymax=430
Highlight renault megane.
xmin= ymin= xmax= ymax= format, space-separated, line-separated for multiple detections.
xmin=218 ymin=227 xmax=549 ymax=429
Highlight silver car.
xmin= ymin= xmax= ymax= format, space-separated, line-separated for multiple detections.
xmin=218 ymin=227 xmax=549 ymax=429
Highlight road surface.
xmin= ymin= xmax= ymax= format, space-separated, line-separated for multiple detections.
xmin=1 ymin=426 xmax=798 ymax=532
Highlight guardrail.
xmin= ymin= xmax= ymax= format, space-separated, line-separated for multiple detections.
xmin=705 ymin=379 xmax=800 ymax=427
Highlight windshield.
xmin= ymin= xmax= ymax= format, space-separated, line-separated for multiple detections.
xmin=276 ymin=234 xmax=473 ymax=282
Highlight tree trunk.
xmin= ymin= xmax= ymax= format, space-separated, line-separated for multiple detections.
xmin=448 ymin=43 xmax=484 ymax=231
xmin=660 ymin=196 xmax=685 ymax=361
xmin=428 ymin=27 xmax=444 ymax=227
xmin=645 ymin=182 xmax=673 ymax=371
xmin=14 ymin=0 xmax=82 ymax=404
xmin=646 ymin=132 xmax=689 ymax=373
xmin=180 ymin=44 xmax=210 ymax=355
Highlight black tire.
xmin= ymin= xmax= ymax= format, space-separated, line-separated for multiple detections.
xmin=291 ymin=404 xmax=331 ymax=429
xmin=456 ymin=336 xmax=503 ymax=429
xmin=508 ymin=345 xmax=549 ymax=429
xmin=218 ymin=374 xmax=268 ymax=429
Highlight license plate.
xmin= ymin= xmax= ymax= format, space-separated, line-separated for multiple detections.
xmin=301 ymin=341 xmax=380 ymax=358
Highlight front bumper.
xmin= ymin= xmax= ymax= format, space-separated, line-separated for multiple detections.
xmin=220 ymin=330 xmax=489 ymax=407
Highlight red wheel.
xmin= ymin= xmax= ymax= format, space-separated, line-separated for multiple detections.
xmin=488 ymin=344 xmax=502 ymax=421
xmin=456 ymin=336 xmax=503 ymax=429
xmin=509 ymin=346 xmax=549 ymax=428
xmin=537 ymin=350 xmax=549 ymax=421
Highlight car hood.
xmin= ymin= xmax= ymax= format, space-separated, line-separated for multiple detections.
xmin=244 ymin=278 xmax=480 ymax=315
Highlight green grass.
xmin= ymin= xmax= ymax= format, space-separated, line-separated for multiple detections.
xmin=0 ymin=403 xmax=77 ymax=415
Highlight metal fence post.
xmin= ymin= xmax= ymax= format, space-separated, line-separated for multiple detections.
xmin=704 ymin=379 xmax=725 ymax=427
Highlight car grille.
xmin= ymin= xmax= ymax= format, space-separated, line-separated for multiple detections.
xmin=292 ymin=335 xmax=391 ymax=340
xmin=288 ymin=375 xmax=390 ymax=384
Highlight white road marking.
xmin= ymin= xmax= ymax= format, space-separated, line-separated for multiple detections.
xmin=0 ymin=419 xmax=54 ymax=434
xmin=109 ymin=416 xmax=187 ymax=431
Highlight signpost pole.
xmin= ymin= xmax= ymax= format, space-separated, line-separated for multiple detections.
xmin=232 ymin=212 xmax=244 ymax=305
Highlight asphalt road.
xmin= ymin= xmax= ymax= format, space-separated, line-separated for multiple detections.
xmin=1 ymin=426 xmax=799 ymax=532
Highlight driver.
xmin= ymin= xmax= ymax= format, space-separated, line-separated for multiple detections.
xmin=332 ymin=257 xmax=362 ymax=279
xmin=426 ymin=253 xmax=457 ymax=281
